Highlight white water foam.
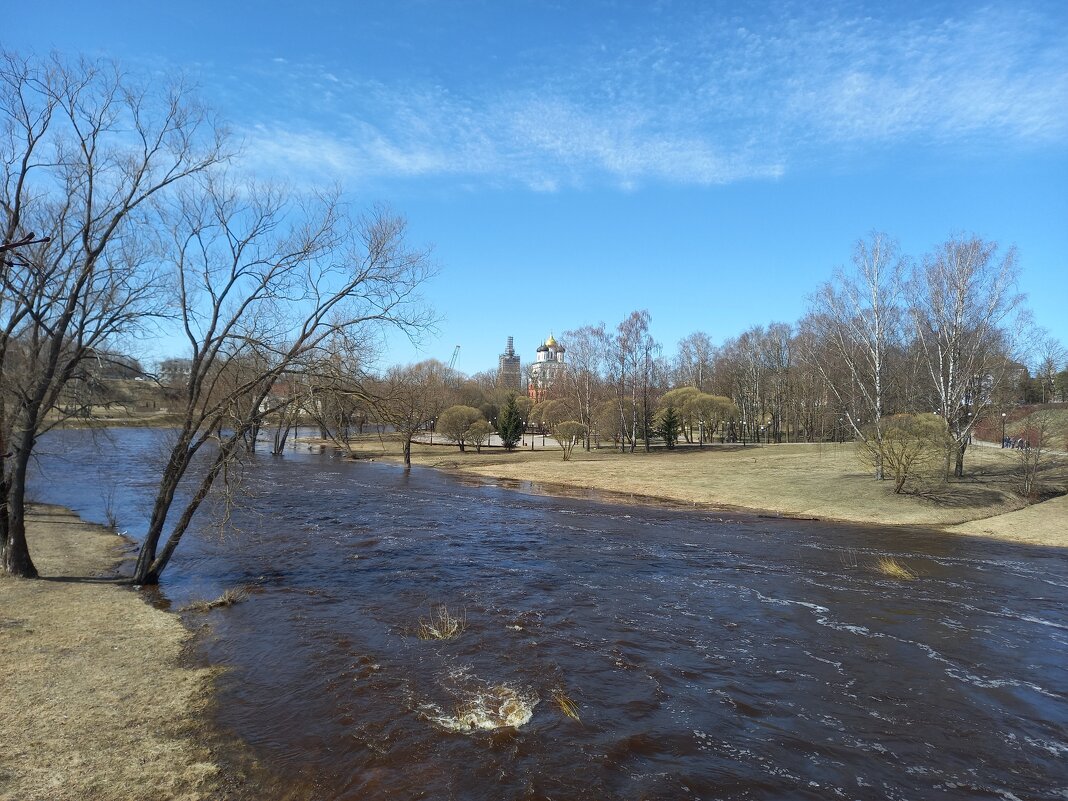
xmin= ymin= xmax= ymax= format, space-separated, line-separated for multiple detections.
xmin=422 ymin=683 xmax=538 ymax=733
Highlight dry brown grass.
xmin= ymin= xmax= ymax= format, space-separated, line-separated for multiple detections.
xmin=446 ymin=443 xmax=1018 ymax=520
xmin=873 ymin=556 xmax=919 ymax=581
xmin=946 ymin=492 xmax=1068 ymax=546
xmin=0 ymin=505 xmax=271 ymax=800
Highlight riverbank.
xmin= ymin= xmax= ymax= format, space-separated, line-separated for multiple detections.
xmin=320 ymin=435 xmax=1068 ymax=548
xmin=0 ymin=506 xmax=236 ymax=800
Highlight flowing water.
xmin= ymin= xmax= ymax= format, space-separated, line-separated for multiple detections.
xmin=30 ymin=428 xmax=1068 ymax=800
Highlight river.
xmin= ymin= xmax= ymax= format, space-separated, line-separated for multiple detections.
xmin=29 ymin=428 xmax=1068 ymax=800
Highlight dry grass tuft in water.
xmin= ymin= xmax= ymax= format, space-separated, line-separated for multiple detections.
xmin=183 ymin=586 xmax=250 ymax=613
xmin=418 ymin=605 xmax=466 ymax=640
xmin=873 ymin=556 xmax=918 ymax=581
xmin=552 ymin=689 xmax=581 ymax=722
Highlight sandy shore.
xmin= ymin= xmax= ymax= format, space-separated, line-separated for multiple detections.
xmin=0 ymin=506 xmax=249 ymax=801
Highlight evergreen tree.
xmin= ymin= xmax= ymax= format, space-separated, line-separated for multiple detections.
xmin=496 ymin=394 xmax=524 ymax=450
xmin=656 ymin=406 xmax=681 ymax=449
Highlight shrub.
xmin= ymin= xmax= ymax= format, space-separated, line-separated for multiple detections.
xmin=437 ymin=405 xmax=485 ymax=452
xmin=553 ymin=421 xmax=587 ymax=461
xmin=857 ymin=413 xmax=949 ymax=493
xmin=465 ymin=420 xmax=495 ymax=453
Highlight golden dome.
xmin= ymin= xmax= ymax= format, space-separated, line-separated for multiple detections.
xmin=545 ymin=334 xmax=557 ymax=348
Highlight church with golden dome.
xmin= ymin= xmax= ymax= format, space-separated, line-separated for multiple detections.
xmin=528 ymin=334 xmax=566 ymax=402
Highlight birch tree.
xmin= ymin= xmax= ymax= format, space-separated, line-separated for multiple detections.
xmin=675 ymin=331 xmax=716 ymax=392
xmin=721 ymin=328 xmax=766 ymax=443
xmin=611 ymin=310 xmax=658 ymax=453
xmin=760 ymin=323 xmax=794 ymax=443
xmin=909 ymin=235 xmax=1024 ymax=478
xmin=561 ymin=323 xmax=607 ymax=451
xmin=802 ymin=233 xmax=906 ymax=478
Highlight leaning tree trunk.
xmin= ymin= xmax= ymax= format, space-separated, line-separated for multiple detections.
xmin=133 ymin=438 xmax=235 ymax=584
xmin=403 ymin=437 xmax=412 ymax=469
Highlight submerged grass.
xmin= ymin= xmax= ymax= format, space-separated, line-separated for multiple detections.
xmin=183 ymin=586 xmax=250 ymax=613
xmin=552 ymin=689 xmax=581 ymax=722
xmin=873 ymin=556 xmax=918 ymax=581
xmin=418 ymin=605 xmax=466 ymax=640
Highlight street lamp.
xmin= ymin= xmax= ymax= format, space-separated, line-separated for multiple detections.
xmin=1001 ymin=412 xmax=1007 ymax=447
xmin=429 ymin=418 xmax=435 ymax=445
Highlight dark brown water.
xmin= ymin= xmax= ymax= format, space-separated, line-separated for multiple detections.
xmin=31 ymin=429 xmax=1068 ymax=800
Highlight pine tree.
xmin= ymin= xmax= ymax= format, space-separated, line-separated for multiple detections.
xmin=496 ymin=394 xmax=524 ymax=451
xmin=656 ymin=406 xmax=681 ymax=449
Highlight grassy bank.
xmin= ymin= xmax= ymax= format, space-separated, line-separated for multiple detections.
xmin=0 ymin=507 xmax=250 ymax=800
xmin=320 ymin=434 xmax=1068 ymax=547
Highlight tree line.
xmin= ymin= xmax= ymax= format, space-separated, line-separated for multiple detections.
xmin=273 ymin=224 xmax=1056 ymax=490
xmin=354 ymin=233 xmax=1056 ymax=489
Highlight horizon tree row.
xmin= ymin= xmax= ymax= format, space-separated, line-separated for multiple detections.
xmin=348 ymin=232 xmax=1056 ymax=478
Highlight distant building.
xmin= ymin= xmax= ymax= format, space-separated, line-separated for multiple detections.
xmin=528 ymin=334 xmax=566 ymax=402
xmin=497 ymin=336 xmax=522 ymax=392
xmin=158 ymin=358 xmax=192 ymax=387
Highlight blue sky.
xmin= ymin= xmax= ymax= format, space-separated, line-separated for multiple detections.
xmin=10 ymin=0 xmax=1068 ymax=373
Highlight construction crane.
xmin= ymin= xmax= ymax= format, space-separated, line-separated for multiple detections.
xmin=448 ymin=345 xmax=460 ymax=371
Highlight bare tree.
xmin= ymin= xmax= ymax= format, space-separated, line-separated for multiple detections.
xmin=561 ymin=323 xmax=608 ymax=451
xmin=299 ymin=332 xmax=373 ymax=455
xmin=857 ymin=413 xmax=949 ymax=494
xmin=374 ymin=360 xmax=448 ymax=469
xmin=675 ymin=331 xmax=716 ymax=392
xmin=1016 ymin=411 xmax=1055 ymax=498
xmin=802 ymin=233 xmax=906 ymax=477
xmin=1031 ymin=333 xmax=1066 ymax=404
xmin=1 ymin=52 xmax=224 ymax=577
xmin=130 ymin=178 xmax=433 ymax=584
xmin=760 ymin=323 xmax=794 ymax=443
xmin=909 ymin=235 xmax=1024 ymax=478
xmin=721 ymin=328 xmax=766 ymax=443
xmin=610 ymin=310 xmax=659 ymax=453
xmin=465 ymin=420 xmax=494 ymax=453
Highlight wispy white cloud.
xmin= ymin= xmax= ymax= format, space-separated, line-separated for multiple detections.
xmin=776 ymin=6 xmax=1068 ymax=146
xmin=231 ymin=3 xmax=1067 ymax=190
